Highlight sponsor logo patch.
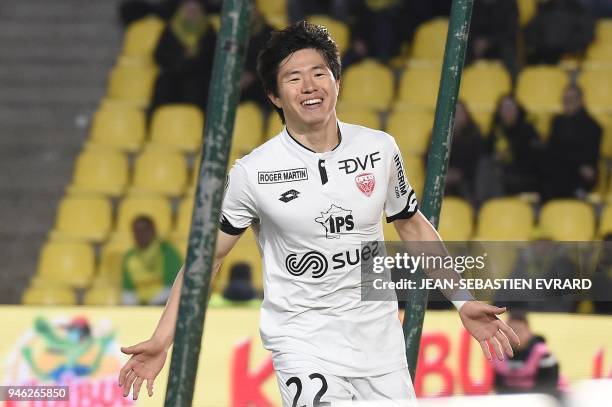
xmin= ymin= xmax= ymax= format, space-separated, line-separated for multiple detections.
xmin=279 ymin=189 xmax=300 ymax=203
xmin=315 ymin=204 xmax=355 ymax=239
xmin=258 ymin=168 xmax=308 ymax=184
xmin=285 ymin=251 xmax=328 ymax=278
xmin=393 ymin=153 xmax=408 ymax=198
xmin=355 ymin=173 xmax=376 ymax=197
xmin=338 ymin=151 xmax=381 ymax=174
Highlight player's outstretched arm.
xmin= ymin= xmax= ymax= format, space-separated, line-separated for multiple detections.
xmin=393 ymin=211 xmax=520 ymax=361
xmin=118 ymin=230 xmax=242 ymax=400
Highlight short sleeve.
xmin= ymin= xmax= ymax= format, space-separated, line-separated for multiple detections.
xmin=220 ymin=161 xmax=258 ymax=235
xmin=384 ymin=138 xmax=419 ymax=222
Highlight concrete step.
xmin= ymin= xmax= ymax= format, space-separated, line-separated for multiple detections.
xmin=0 ymin=43 xmax=119 ymax=64
xmin=0 ymin=64 xmax=111 ymax=87
xmin=0 ymin=84 xmax=105 ymax=105
xmin=3 ymin=2 xmax=118 ymax=21
xmin=0 ymin=21 xmax=121 ymax=42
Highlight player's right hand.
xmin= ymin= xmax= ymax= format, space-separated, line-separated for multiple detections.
xmin=118 ymin=339 xmax=168 ymax=400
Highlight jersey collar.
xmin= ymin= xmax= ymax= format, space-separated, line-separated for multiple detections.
xmin=282 ymin=121 xmax=345 ymax=158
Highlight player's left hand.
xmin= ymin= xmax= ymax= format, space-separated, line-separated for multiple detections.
xmin=458 ymin=301 xmax=520 ymax=361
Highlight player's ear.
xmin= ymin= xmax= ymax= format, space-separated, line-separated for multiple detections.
xmin=267 ymin=92 xmax=282 ymax=109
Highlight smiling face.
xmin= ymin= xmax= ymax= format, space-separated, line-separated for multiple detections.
xmin=267 ymin=48 xmax=339 ymax=131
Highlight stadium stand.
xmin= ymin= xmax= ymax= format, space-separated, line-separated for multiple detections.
xmin=149 ymin=104 xmax=204 ymax=153
xmin=26 ymin=2 xmax=612 ymax=307
xmin=50 ymin=196 xmax=112 ymax=243
xmin=35 ymin=241 xmax=95 ymax=289
xmin=88 ymin=105 xmax=146 ymax=151
xmin=130 ymin=147 xmax=188 ymax=197
xmin=438 ymin=197 xmax=474 ymax=240
xmin=68 ymin=148 xmax=129 ymax=197
xmin=339 ymin=59 xmax=395 ymax=111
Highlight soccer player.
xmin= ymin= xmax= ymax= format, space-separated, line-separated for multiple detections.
xmin=118 ymin=21 xmax=519 ymax=405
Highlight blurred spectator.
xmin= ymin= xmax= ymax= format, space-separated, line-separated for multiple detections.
xmin=209 ymin=262 xmax=260 ymax=307
xmin=122 ymin=216 xmax=182 ymax=305
xmin=493 ymin=310 xmax=560 ymax=398
xmin=590 ymin=234 xmax=612 ymax=314
xmin=540 ymin=84 xmax=602 ymax=201
xmin=497 ymin=231 xmax=579 ymax=312
xmin=288 ymin=0 xmax=350 ymax=23
xmin=477 ymin=95 xmax=542 ymax=201
xmin=582 ymin=0 xmax=612 ymax=17
xmin=467 ymin=0 xmax=519 ymax=76
xmin=443 ymin=101 xmax=485 ymax=203
xmin=151 ymin=0 xmax=217 ymax=112
xmin=119 ymin=0 xmax=221 ymax=26
xmin=524 ymin=0 xmax=595 ymax=64
xmin=343 ymin=0 xmax=408 ymax=66
xmin=241 ymin=9 xmax=273 ymax=109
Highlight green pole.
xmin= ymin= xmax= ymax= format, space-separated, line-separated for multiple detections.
xmin=402 ymin=0 xmax=473 ymax=383
xmin=164 ymin=0 xmax=253 ymax=405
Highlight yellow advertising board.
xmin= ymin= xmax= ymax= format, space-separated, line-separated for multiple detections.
xmin=0 ymin=307 xmax=610 ymax=406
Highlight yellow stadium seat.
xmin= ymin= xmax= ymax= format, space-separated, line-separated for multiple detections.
xmin=36 ymin=241 xmax=95 ymax=288
xmin=438 ymin=197 xmax=474 ymax=240
xmin=307 ymin=15 xmax=350 ymax=54
xmin=516 ymin=66 xmax=568 ymax=113
xmin=539 ymin=199 xmax=595 ymax=241
xmin=83 ymin=285 xmax=121 ymax=306
xmin=218 ymin=229 xmax=262 ymax=292
xmin=22 ymin=285 xmax=76 ymax=306
xmin=387 ymin=110 xmax=434 ymax=155
xmin=601 ymin=123 xmax=612 ymax=159
xmin=578 ymin=69 xmax=612 ymax=114
xmin=233 ymin=102 xmax=264 ymax=155
xmin=68 ymin=148 xmax=129 ymax=197
xmin=340 ymin=59 xmax=395 ymax=111
xmin=460 ymin=61 xmax=511 ymax=114
xmin=116 ymin=195 xmax=173 ymax=238
xmin=585 ymin=42 xmax=612 ymax=66
xmin=397 ymin=66 xmax=441 ymax=111
xmin=98 ymin=236 xmax=133 ymax=285
xmin=266 ymin=113 xmax=284 ymax=139
xmin=476 ymin=198 xmax=535 ymax=240
xmin=149 ymin=104 xmax=204 ymax=153
xmin=121 ymin=16 xmax=165 ymax=59
xmin=170 ymin=233 xmax=188 ymax=258
xmin=595 ymin=19 xmax=612 ymax=43
xmin=404 ymin=155 xmax=425 ymax=198
xmin=256 ymin=0 xmax=288 ymax=29
xmin=410 ymin=18 xmax=448 ymax=63
xmin=107 ymin=65 xmax=157 ymax=107
xmin=337 ymin=107 xmax=381 ymax=130
xmin=131 ymin=148 xmax=188 ymax=197
xmin=51 ymin=196 xmax=112 ymax=242
xmin=88 ymin=106 xmax=145 ymax=152
xmin=517 ymin=0 xmax=536 ymax=26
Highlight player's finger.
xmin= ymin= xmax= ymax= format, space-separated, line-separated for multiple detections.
xmin=494 ymin=329 xmax=513 ymax=358
xmin=486 ymin=304 xmax=507 ymax=315
xmin=147 ymin=378 xmax=154 ymax=397
xmin=497 ymin=319 xmax=521 ymax=346
xmin=132 ymin=376 xmax=145 ymax=400
xmin=491 ymin=336 xmax=504 ymax=361
xmin=118 ymin=361 xmax=134 ymax=386
xmin=123 ymin=370 xmax=137 ymax=397
xmin=121 ymin=342 xmax=147 ymax=355
xmin=479 ymin=340 xmax=492 ymax=361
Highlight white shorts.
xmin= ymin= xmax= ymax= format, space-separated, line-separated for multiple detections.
xmin=275 ymin=366 xmax=417 ymax=407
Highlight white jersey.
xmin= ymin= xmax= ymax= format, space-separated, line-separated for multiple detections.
xmin=221 ymin=121 xmax=419 ymax=377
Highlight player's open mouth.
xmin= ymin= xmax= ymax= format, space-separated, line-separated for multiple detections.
xmin=301 ymin=98 xmax=323 ymax=108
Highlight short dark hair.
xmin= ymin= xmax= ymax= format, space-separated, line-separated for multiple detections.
xmin=256 ymin=21 xmax=341 ymax=122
